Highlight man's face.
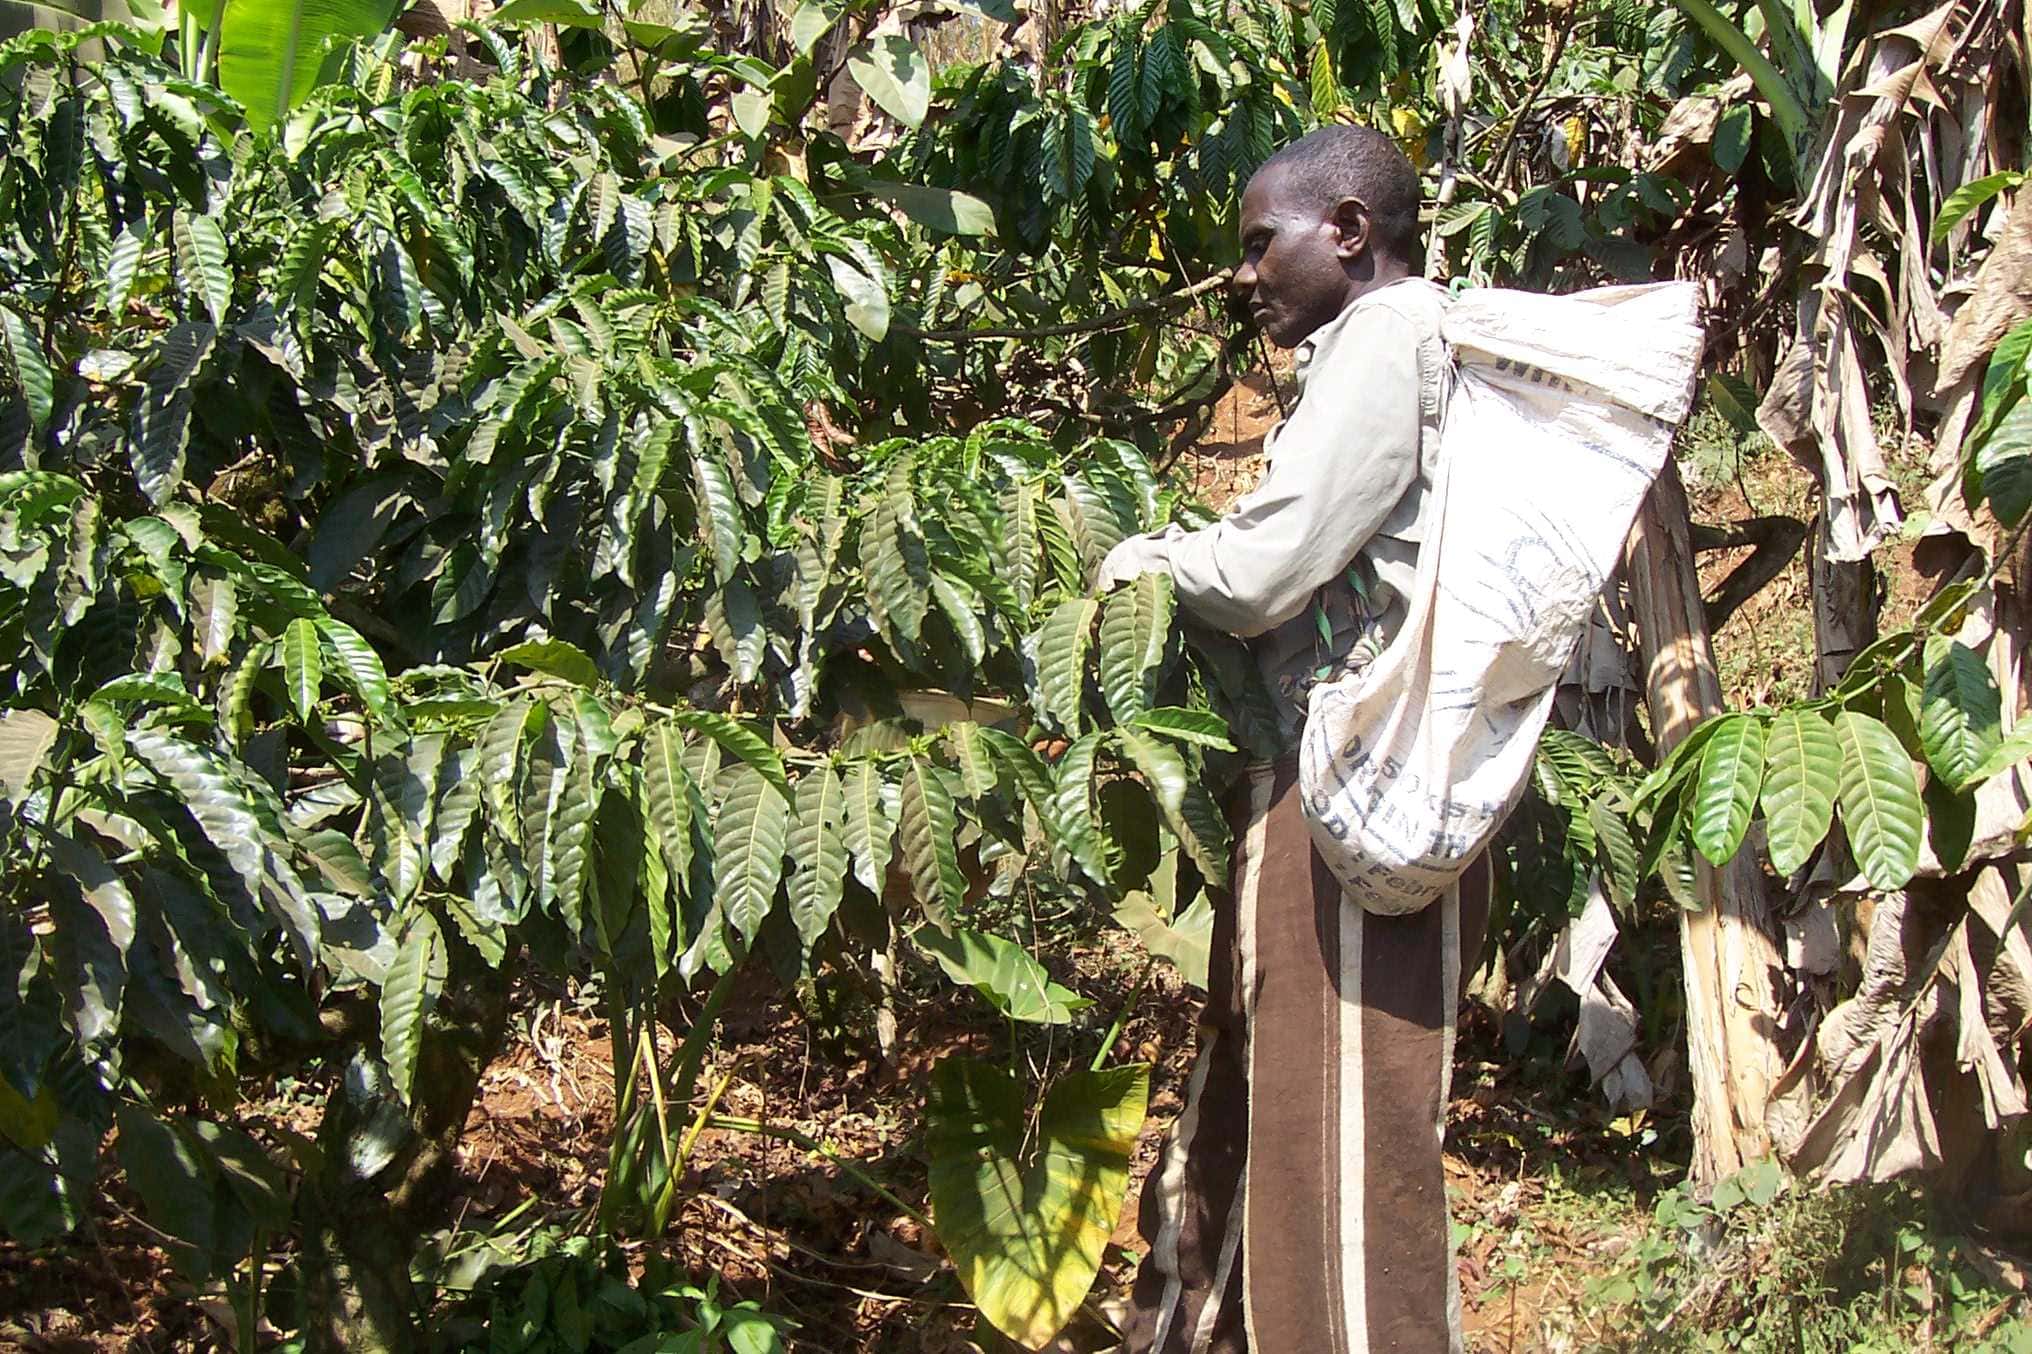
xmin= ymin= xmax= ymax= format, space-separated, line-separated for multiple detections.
xmin=1232 ymin=164 xmax=1355 ymax=349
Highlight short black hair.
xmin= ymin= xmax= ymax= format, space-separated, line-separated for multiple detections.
xmin=1255 ymin=125 xmax=1423 ymax=266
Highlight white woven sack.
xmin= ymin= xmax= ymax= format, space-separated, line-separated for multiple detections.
xmin=1298 ymin=282 xmax=1706 ymax=915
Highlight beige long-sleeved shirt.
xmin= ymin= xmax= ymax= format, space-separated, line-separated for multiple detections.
xmin=1098 ymin=278 xmax=1450 ymax=743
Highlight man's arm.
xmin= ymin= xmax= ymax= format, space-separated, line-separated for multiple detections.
xmin=1097 ymin=301 xmax=1425 ymax=637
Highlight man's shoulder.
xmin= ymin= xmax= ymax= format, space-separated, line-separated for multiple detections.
xmin=1350 ymin=277 xmax=1447 ymax=333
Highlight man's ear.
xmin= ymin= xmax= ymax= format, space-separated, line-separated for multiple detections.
xmin=1330 ymin=196 xmax=1372 ymax=261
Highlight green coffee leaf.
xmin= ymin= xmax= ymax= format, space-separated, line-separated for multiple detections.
xmin=1919 ymin=635 xmax=2003 ymax=790
xmin=898 ymin=756 xmax=966 ymax=925
xmin=497 ymin=637 xmax=601 ymax=689
xmin=1832 ymin=711 xmax=1923 ymax=890
xmin=1691 ymin=714 xmax=1765 ymax=867
xmin=664 ymin=709 xmax=788 ymax=801
xmin=282 ymin=618 xmax=322 ymax=721
xmin=381 ymin=908 xmax=447 ymax=1104
xmin=1098 ymin=572 xmax=1174 ymax=722
xmin=1759 ymin=708 xmax=1840 ymax=876
xmin=172 ymin=212 xmax=232 ymax=326
xmin=841 ymin=760 xmax=895 ymax=893
xmin=718 ymin=764 xmax=792 ymax=945
xmin=1034 ymin=597 xmax=1099 ymax=736
xmin=786 ymin=767 xmax=848 ymax=947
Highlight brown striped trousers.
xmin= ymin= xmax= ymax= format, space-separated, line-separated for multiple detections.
xmin=1121 ymin=760 xmax=1490 ymax=1354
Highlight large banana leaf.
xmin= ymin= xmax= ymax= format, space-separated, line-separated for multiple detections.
xmin=179 ymin=0 xmax=400 ymax=129
xmin=926 ymin=1058 xmax=1148 ymax=1350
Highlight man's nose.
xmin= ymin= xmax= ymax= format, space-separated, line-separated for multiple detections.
xmin=1230 ymin=262 xmax=1257 ymax=300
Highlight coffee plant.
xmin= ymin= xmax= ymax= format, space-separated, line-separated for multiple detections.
xmin=0 ymin=15 xmax=1283 ymax=1347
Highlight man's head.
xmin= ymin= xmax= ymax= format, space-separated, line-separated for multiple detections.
xmin=1233 ymin=125 xmax=1423 ymax=348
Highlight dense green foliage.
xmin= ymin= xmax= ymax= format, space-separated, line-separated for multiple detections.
xmin=0 ymin=0 xmax=2026 ymax=1346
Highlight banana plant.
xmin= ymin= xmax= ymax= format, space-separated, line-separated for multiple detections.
xmin=173 ymin=0 xmax=400 ymax=126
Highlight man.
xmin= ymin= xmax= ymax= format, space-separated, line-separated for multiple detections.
xmin=1100 ymin=126 xmax=1489 ymax=1354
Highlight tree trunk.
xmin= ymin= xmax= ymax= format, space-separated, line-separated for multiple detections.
xmin=1625 ymin=463 xmax=1789 ymax=1182
xmin=298 ymin=937 xmax=516 ymax=1352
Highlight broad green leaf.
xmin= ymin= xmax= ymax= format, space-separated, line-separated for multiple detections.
xmin=546 ymin=738 xmax=600 ymax=933
xmin=1129 ymin=707 xmax=1234 ymax=751
xmin=704 ymin=577 xmax=765 ymax=684
xmin=1832 ymin=711 xmax=1923 ymax=890
xmin=282 ymin=617 xmax=322 ymax=721
xmin=1759 ymin=708 xmax=1841 ymax=876
xmin=641 ymin=720 xmax=699 ymax=888
xmin=316 ymin=619 xmax=393 ymax=723
xmin=188 ymin=1121 xmax=290 ymax=1234
xmin=1712 ymin=103 xmax=1753 ymax=174
xmin=692 ymin=452 xmax=745 ymax=583
xmin=863 ymin=182 xmax=997 ymax=237
xmin=1631 ymin=711 xmax=1732 ymax=811
xmin=517 ymin=708 xmax=582 ymax=921
xmin=492 ymin=0 xmax=601 ymax=22
xmin=846 ymin=34 xmax=931 ymax=128
xmin=664 ymin=709 xmax=788 ymax=800
xmin=916 ymin=927 xmax=1090 ymax=1024
xmin=1963 ymin=721 xmax=2032 ymax=786
xmin=1977 ymin=400 xmax=2032 ymax=527
xmin=1588 ymin=799 xmax=1640 ymax=909
xmin=497 ymin=637 xmax=601 ymax=689
xmin=191 ymin=571 xmax=237 ymax=669
xmin=1098 ymin=572 xmax=1174 ymax=722
xmin=786 ymin=768 xmax=848 ymax=947
xmin=1116 ymin=888 xmax=1215 ymax=988
xmin=368 ymin=740 xmax=437 ymax=906
xmin=44 ymin=831 xmax=137 ymax=1049
xmin=841 ymin=760 xmax=895 ymax=893
xmin=825 ymin=254 xmax=891 ymax=342
xmin=1050 ymin=732 xmax=1110 ymax=888
xmin=0 ymin=709 xmax=58 ymax=807
xmin=945 ymin=722 xmax=999 ymax=800
xmin=1933 ymin=170 xmax=2023 ymax=240
xmin=128 ymin=730 xmax=315 ymax=957
xmin=431 ymin=747 xmax=482 ymax=883
xmin=926 ymin=1059 xmax=1148 ymax=1350
xmin=1308 ymin=37 xmax=1338 ymax=119
xmin=1117 ymin=727 xmax=1228 ymax=887
xmin=473 ymin=699 xmax=534 ymax=845
xmin=898 ymin=757 xmax=966 ymax=925
xmin=214 ymin=0 xmax=402 ymax=128
xmin=731 ymin=88 xmax=772 ymax=140
xmin=0 ymin=306 xmax=52 ymax=433
xmin=1033 ymin=597 xmax=1098 ymax=736
xmin=973 ymin=726 xmax=1055 ymax=808
xmin=718 ymin=764 xmax=792 ymax=945
xmin=1919 ymin=635 xmax=2003 ymax=790
xmin=1113 ymin=856 xmax=1211 ymax=988
xmin=863 ymin=470 xmax=931 ymax=649
xmin=129 ymin=322 xmax=216 ymax=506
xmin=1002 ymin=480 xmax=1041 ymax=609
xmin=115 ymin=1105 xmax=218 ymax=1280
xmin=1691 ymin=714 xmax=1765 ymax=866
xmin=172 ymin=213 xmax=231 ymax=326
xmin=380 ymin=908 xmax=447 ymax=1104
xmin=929 ymin=573 xmax=988 ymax=669
xmin=789 ymin=0 xmax=843 ymax=52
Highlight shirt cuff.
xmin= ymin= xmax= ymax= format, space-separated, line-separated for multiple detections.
xmin=1096 ymin=528 xmax=1185 ymax=592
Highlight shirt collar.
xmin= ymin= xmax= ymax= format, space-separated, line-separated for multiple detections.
xmin=1291 ymin=278 xmax=1421 ymax=392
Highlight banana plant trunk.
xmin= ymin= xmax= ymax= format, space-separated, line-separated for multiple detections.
xmin=1626 ymin=463 xmax=1789 ymax=1182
